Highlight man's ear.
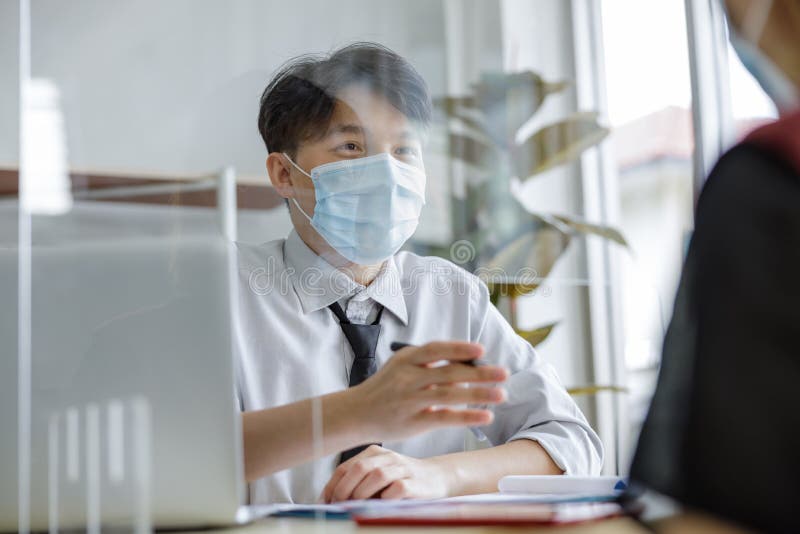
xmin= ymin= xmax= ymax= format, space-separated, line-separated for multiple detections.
xmin=266 ymin=152 xmax=295 ymax=199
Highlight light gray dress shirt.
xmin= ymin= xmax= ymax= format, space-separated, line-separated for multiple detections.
xmin=234 ymin=230 xmax=603 ymax=504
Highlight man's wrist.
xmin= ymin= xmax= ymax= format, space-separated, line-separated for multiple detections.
xmin=324 ymin=387 xmax=375 ymax=446
xmin=427 ymin=454 xmax=464 ymax=497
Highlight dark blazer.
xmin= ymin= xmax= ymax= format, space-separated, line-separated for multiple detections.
xmin=630 ymin=112 xmax=800 ymax=533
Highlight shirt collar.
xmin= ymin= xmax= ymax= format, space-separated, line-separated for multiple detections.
xmin=283 ymin=230 xmax=409 ymax=325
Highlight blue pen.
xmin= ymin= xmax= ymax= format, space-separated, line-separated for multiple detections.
xmin=390 ymin=342 xmax=489 ymax=442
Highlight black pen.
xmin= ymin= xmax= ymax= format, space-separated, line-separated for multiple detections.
xmin=390 ymin=341 xmax=489 ymax=441
xmin=390 ymin=341 xmax=487 ymax=367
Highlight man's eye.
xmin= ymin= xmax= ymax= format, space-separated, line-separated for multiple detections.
xmin=339 ymin=142 xmax=361 ymax=152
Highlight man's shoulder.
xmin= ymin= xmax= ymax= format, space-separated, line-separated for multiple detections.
xmin=394 ymin=250 xmax=474 ymax=277
xmin=394 ymin=250 xmax=487 ymax=297
xmin=234 ymin=237 xmax=286 ymax=269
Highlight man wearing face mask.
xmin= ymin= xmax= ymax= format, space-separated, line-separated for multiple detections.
xmin=630 ymin=1 xmax=800 ymax=532
xmin=234 ymin=43 xmax=602 ymax=505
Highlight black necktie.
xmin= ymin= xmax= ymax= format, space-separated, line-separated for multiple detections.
xmin=328 ymin=300 xmax=383 ymax=463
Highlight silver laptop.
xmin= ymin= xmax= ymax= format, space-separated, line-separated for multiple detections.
xmin=0 ymin=236 xmax=254 ymax=530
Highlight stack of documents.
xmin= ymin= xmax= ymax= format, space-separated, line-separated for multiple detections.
xmin=266 ymin=476 xmax=628 ymax=526
xmin=498 ymin=475 xmax=628 ymax=495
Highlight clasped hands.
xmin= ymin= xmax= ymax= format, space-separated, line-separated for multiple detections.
xmin=322 ymin=341 xmax=508 ymax=502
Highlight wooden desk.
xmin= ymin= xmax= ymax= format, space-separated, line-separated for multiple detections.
xmin=195 ymin=516 xmax=648 ymax=533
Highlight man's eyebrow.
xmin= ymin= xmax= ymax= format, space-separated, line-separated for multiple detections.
xmin=397 ymin=130 xmax=421 ymax=141
xmin=325 ymin=123 xmax=365 ymax=137
xmin=324 ymin=123 xmax=422 ymax=142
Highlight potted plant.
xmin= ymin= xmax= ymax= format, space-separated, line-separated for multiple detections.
xmin=426 ymin=70 xmax=628 ymax=396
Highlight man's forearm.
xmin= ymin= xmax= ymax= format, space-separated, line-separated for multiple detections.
xmin=242 ymin=389 xmax=366 ymax=482
xmin=242 ymin=341 xmax=508 ymax=484
xmin=430 ymin=439 xmax=563 ymax=496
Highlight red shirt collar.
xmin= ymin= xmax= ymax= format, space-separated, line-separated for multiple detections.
xmin=743 ymin=110 xmax=800 ymax=176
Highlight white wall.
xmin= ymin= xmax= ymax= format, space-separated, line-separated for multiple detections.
xmin=0 ymin=0 xmax=19 ymax=162
xmin=1 ymin=0 xmax=458 ymax=245
xmin=1 ymin=0 xmax=447 ymax=178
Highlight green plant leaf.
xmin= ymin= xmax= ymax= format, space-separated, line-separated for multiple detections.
xmin=450 ymin=109 xmax=492 ymax=142
xmin=567 ymin=385 xmax=628 ymax=396
xmin=516 ymin=321 xmax=559 ymax=347
xmin=448 ymin=132 xmax=496 ymax=168
xmin=550 ymin=214 xmax=629 ymax=247
xmin=488 ymin=284 xmax=502 ymax=306
xmin=435 ymin=97 xmax=495 ymax=148
xmin=511 ymin=111 xmax=609 ymax=180
xmin=486 ymin=279 xmax=541 ymax=298
xmin=483 ymin=223 xmax=571 ymax=283
xmin=434 ymin=95 xmax=478 ymax=114
xmin=474 ymin=71 xmax=570 ymax=146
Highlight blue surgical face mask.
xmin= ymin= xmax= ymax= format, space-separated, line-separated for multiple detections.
xmin=284 ymin=152 xmax=426 ymax=265
xmin=728 ymin=0 xmax=799 ymax=113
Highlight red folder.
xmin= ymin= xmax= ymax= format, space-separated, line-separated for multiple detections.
xmin=352 ymin=502 xmax=623 ymax=526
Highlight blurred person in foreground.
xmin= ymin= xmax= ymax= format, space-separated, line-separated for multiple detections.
xmin=630 ymin=0 xmax=800 ymax=532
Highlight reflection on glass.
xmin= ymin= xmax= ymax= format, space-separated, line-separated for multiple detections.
xmin=5 ymin=0 xmax=730 ymax=528
xmin=21 ymin=79 xmax=71 ymax=216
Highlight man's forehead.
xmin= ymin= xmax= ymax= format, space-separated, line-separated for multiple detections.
xmin=325 ymin=119 xmax=419 ymax=139
xmin=325 ymin=85 xmax=422 ymax=138
xmin=324 ymin=118 xmax=421 ymax=141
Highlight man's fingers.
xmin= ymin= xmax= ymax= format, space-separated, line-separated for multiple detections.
xmin=419 ymin=363 xmax=507 ymax=387
xmin=322 ymin=445 xmax=384 ymax=503
xmin=418 ymin=385 xmax=506 ymax=406
xmin=321 ymin=466 xmax=347 ymax=503
xmin=327 ymin=448 xmax=397 ymax=503
xmin=350 ymin=464 xmax=408 ymax=500
xmin=379 ymin=478 xmax=414 ymax=500
xmin=403 ymin=341 xmax=484 ymax=366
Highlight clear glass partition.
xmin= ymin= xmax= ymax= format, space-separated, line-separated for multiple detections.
xmin=5 ymin=0 xmax=766 ymax=529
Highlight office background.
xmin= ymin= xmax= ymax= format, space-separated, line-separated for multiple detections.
xmin=1 ymin=0 xmax=775 ymax=478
